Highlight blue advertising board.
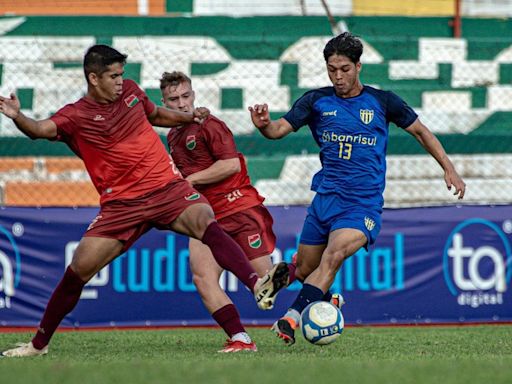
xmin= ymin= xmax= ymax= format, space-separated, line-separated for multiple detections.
xmin=0 ymin=205 xmax=511 ymax=327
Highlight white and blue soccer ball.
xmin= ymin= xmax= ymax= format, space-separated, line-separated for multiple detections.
xmin=299 ymin=301 xmax=344 ymax=345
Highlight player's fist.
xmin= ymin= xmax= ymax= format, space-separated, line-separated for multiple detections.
xmin=248 ymin=104 xmax=270 ymax=129
xmin=0 ymin=93 xmax=21 ymax=119
xmin=193 ymin=107 xmax=209 ymax=123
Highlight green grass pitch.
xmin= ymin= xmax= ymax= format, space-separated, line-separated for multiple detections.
xmin=0 ymin=325 xmax=511 ymax=384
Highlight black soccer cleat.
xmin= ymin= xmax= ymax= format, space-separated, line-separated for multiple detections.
xmin=271 ymin=318 xmax=296 ymax=345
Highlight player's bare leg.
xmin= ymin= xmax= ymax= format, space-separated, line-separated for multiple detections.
xmin=305 ymin=229 xmax=366 ymax=292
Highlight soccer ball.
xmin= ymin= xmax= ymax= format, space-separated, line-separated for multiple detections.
xmin=299 ymin=301 xmax=344 ymax=345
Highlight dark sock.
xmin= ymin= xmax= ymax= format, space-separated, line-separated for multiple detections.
xmin=201 ymin=222 xmax=259 ymax=291
xmin=287 ymin=263 xmax=297 ymax=284
xmin=32 ymin=266 xmax=86 ymax=350
xmin=212 ymin=304 xmax=245 ymax=338
xmin=290 ymin=283 xmax=324 ymax=314
xmin=322 ymin=291 xmax=333 ymax=302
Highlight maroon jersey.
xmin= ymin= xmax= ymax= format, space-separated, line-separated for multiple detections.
xmin=50 ymin=79 xmax=180 ymax=204
xmin=167 ymin=115 xmax=264 ymax=219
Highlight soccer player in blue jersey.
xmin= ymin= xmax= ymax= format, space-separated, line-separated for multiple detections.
xmin=249 ymin=32 xmax=466 ymax=345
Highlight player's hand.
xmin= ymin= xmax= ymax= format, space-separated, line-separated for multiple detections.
xmin=0 ymin=93 xmax=21 ymax=119
xmin=193 ymin=107 xmax=209 ymax=123
xmin=248 ymin=104 xmax=271 ymax=129
xmin=444 ymin=170 xmax=466 ymax=199
xmin=184 ymin=175 xmax=195 ymax=187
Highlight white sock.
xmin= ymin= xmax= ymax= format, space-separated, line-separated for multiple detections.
xmin=231 ymin=332 xmax=252 ymax=344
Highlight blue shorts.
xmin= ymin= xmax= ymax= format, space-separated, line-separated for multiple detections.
xmin=299 ymin=193 xmax=382 ymax=247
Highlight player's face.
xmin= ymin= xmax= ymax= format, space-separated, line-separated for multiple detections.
xmin=162 ymin=82 xmax=195 ymax=113
xmin=326 ymin=54 xmax=362 ymax=98
xmin=92 ymin=62 xmax=124 ymax=103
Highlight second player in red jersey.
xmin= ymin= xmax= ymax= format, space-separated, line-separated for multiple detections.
xmin=160 ymin=71 xmax=286 ymax=353
xmin=167 ymin=115 xmax=264 ymax=220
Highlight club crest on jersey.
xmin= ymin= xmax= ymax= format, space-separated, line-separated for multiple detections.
xmin=185 ymin=192 xmax=200 ymax=201
xmin=124 ymin=94 xmax=139 ymax=108
xmin=360 ymin=109 xmax=374 ymax=124
xmin=364 ymin=216 xmax=376 ymax=231
xmin=248 ymin=234 xmax=262 ymax=249
xmin=186 ymin=135 xmax=196 ymax=150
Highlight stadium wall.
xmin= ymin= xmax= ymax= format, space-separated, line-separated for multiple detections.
xmin=0 ymin=205 xmax=511 ymax=327
xmin=0 ymin=15 xmax=511 ymax=206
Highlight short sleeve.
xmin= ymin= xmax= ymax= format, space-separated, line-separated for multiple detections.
xmin=49 ymin=104 xmax=77 ymax=142
xmin=202 ymin=117 xmax=238 ymax=160
xmin=386 ymin=91 xmax=418 ymax=129
xmin=282 ymin=91 xmax=317 ymax=131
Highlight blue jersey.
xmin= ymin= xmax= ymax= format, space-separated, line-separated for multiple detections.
xmin=283 ymin=85 xmax=417 ymax=208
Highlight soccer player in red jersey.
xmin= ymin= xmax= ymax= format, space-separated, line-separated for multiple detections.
xmin=159 ymin=71 xmax=288 ymax=353
xmin=0 ymin=45 xmax=285 ymax=357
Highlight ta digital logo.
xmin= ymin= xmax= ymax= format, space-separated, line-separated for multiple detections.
xmin=0 ymin=225 xmax=22 ymax=309
xmin=443 ymin=218 xmax=512 ymax=308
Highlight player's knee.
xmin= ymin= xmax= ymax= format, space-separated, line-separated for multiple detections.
xmin=295 ymin=266 xmax=307 ymax=282
xmin=321 ymin=249 xmax=348 ymax=272
xmin=69 ymin=260 xmax=95 ymax=282
xmin=192 ymin=273 xmax=207 ymax=290
xmin=192 ymin=272 xmax=218 ymax=293
xmin=295 ymin=259 xmax=316 ymax=281
xmin=184 ymin=207 xmax=215 ymax=239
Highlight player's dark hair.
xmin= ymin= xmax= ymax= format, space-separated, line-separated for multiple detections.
xmin=83 ymin=45 xmax=127 ymax=81
xmin=159 ymin=71 xmax=192 ymax=91
xmin=323 ymin=32 xmax=363 ymax=64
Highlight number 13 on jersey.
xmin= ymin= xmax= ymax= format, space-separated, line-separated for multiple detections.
xmin=338 ymin=142 xmax=352 ymax=159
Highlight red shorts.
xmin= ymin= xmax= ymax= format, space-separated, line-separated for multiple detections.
xmin=218 ymin=205 xmax=276 ymax=260
xmin=85 ymin=179 xmax=210 ymax=252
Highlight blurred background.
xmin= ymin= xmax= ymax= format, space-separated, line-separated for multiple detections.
xmin=0 ymin=0 xmax=511 ymax=208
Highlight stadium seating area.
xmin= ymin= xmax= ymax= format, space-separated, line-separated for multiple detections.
xmin=0 ymin=16 xmax=511 ymax=206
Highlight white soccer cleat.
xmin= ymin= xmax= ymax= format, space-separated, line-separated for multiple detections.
xmin=254 ymin=262 xmax=290 ymax=310
xmin=1 ymin=342 xmax=48 ymax=358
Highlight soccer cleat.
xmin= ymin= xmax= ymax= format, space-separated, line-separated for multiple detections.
xmin=271 ymin=318 xmax=296 ymax=346
xmin=254 ymin=262 xmax=290 ymax=310
xmin=330 ymin=293 xmax=346 ymax=309
xmin=1 ymin=342 xmax=48 ymax=358
xmin=218 ymin=339 xmax=258 ymax=353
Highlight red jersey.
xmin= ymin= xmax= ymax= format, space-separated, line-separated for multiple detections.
xmin=50 ymin=79 xmax=180 ymax=205
xmin=167 ymin=115 xmax=264 ymax=219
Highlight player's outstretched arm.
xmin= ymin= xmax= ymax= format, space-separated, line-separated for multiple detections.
xmin=248 ymin=103 xmax=293 ymax=139
xmin=0 ymin=93 xmax=57 ymax=139
xmin=149 ymin=106 xmax=210 ymax=127
xmin=404 ymin=118 xmax=466 ymax=199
